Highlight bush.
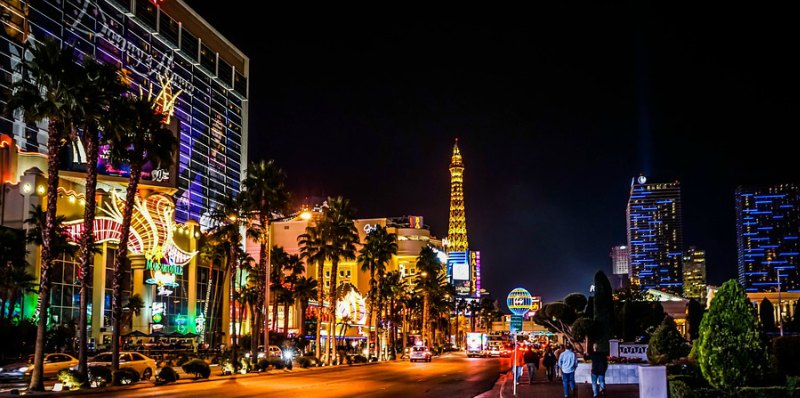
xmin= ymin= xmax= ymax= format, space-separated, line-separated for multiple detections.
xmin=668 ymin=379 xmax=695 ymax=398
xmin=182 ymin=359 xmax=211 ymax=379
xmin=57 ymin=369 xmax=86 ymax=390
xmin=113 ymin=367 xmax=140 ymax=385
xmin=270 ymin=357 xmax=285 ymax=370
xmin=156 ymin=366 xmax=179 ymax=384
xmin=773 ymin=336 xmax=800 ymax=377
xmin=648 ymin=316 xmax=690 ymax=365
xmin=737 ymin=386 xmax=799 ymax=398
xmin=298 ymin=356 xmax=318 ymax=368
xmin=697 ymin=280 xmax=768 ymax=389
xmin=175 ymin=354 xmax=190 ymax=367
xmin=353 ymin=355 xmax=367 ymax=364
xmin=239 ymin=358 xmax=252 ymax=373
xmin=88 ymin=366 xmax=112 ymax=387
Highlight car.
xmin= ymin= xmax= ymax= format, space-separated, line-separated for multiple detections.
xmin=409 ymin=346 xmax=432 ymax=362
xmin=244 ymin=345 xmax=283 ymax=359
xmin=0 ymin=353 xmax=79 ymax=381
xmin=487 ymin=346 xmax=501 ymax=357
xmin=500 ymin=345 xmax=512 ymax=358
xmin=82 ymin=352 xmax=156 ymax=380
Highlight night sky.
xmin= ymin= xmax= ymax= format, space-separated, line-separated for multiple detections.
xmin=185 ymin=3 xmax=798 ymax=302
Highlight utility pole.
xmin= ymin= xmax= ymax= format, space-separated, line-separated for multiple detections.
xmin=778 ymin=269 xmax=784 ymax=337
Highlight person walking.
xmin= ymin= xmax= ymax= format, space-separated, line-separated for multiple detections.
xmin=557 ymin=343 xmax=578 ymax=398
xmin=513 ymin=343 xmax=526 ymax=384
xmin=523 ymin=346 xmax=540 ymax=384
xmin=586 ymin=343 xmax=609 ymax=397
xmin=543 ymin=346 xmax=557 ymax=382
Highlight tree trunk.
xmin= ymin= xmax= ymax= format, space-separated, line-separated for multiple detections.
xmin=298 ymin=300 xmax=306 ymax=339
xmin=401 ymin=306 xmax=407 ymax=356
xmin=271 ymin=288 xmax=279 ymax=333
xmin=314 ymin=259 xmax=324 ymax=361
xmin=283 ymin=297 xmax=290 ymax=336
xmin=111 ymin=155 xmax=143 ymax=371
xmin=77 ymin=127 xmax=98 ymax=377
xmin=29 ymin=126 xmax=64 ymax=391
xmin=327 ymin=258 xmax=339 ymax=365
xmin=366 ymin=270 xmax=374 ymax=360
xmin=255 ymin=219 xmax=268 ymax=362
xmin=422 ymin=292 xmax=430 ymax=348
xmin=229 ymin=246 xmax=239 ymax=371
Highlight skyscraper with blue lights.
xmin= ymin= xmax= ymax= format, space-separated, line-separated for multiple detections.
xmin=626 ymin=176 xmax=684 ymax=294
xmin=736 ymin=184 xmax=800 ymax=293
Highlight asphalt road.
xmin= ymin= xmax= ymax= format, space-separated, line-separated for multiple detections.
xmin=87 ymin=353 xmax=502 ymax=398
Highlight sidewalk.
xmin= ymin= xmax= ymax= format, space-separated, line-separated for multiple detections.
xmin=476 ymin=364 xmax=639 ymax=398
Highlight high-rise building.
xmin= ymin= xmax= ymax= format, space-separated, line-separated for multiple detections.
xmin=610 ymin=245 xmax=631 ymax=275
xmin=626 ymin=176 xmax=684 ymax=294
xmin=447 ymin=139 xmax=468 ymax=253
xmin=736 ymin=184 xmax=800 ymax=292
xmin=682 ymin=247 xmax=707 ymax=299
xmin=0 ymin=0 xmax=247 ymax=344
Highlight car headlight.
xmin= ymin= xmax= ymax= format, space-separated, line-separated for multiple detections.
xmin=18 ymin=366 xmax=29 ymax=373
xmin=283 ymin=352 xmax=293 ymax=360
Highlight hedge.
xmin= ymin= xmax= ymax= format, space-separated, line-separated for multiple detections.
xmin=668 ymin=380 xmax=800 ymax=398
xmin=112 ymin=367 xmax=140 ymax=385
xmin=773 ymin=336 xmax=800 ymax=377
xmin=156 ymin=366 xmax=179 ymax=384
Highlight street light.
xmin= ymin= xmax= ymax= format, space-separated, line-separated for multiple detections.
xmin=778 ymin=269 xmax=784 ymax=337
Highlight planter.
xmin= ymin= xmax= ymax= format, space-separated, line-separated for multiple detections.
xmin=638 ymin=365 xmax=667 ymax=398
xmin=575 ymin=362 xmax=640 ymax=384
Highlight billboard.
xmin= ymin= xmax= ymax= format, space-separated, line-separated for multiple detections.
xmin=448 ymin=251 xmax=471 ymax=296
xmin=470 ymin=251 xmax=481 ymax=298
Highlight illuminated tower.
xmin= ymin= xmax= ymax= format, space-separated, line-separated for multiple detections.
xmin=447 ymin=139 xmax=469 ymax=253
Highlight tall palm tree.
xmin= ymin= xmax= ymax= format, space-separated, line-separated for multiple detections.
xmin=378 ymin=270 xmax=402 ymax=359
xmin=357 ymin=225 xmax=397 ymax=360
xmin=74 ymin=58 xmax=126 ymax=378
xmin=292 ymin=276 xmax=318 ymax=342
xmin=207 ymin=195 xmax=249 ymax=372
xmin=241 ymin=160 xmax=288 ymax=358
xmin=298 ymin=224 xmax=329 ymax=360
xmin=5 ymin=38 xmax=82 ymax=392
xmin=319 ymin=197 xmax=358 ymax=365
xmin=106 ymin=95 xmax=177 ymax=371
xmin=415 ymin=246 xmax=442 ymax=347
xmin=269 ymin=246 xmax=289 ymax=334
xmin=282 ymin=254 xmax=304 ymax=336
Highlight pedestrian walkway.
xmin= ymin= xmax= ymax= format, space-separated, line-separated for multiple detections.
xmin=476 ymin=362 xmax=639 ymax=398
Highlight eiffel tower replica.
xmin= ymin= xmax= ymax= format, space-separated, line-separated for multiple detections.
xmin=447 ymin=139 xmax=468 ymax=253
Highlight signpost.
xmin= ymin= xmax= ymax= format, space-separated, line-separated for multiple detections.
xmin=507 ymin=287 xmax=533 ymax=396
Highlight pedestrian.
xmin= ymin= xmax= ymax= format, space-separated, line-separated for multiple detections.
xmin=543 ymin=346 xmax=557 ymax=382
xmin=523 ymin=346 xmax=540 ymax=384
xmin=555 ymin=344 xmax=565 ymax=380
xmin=585 ymin=343 xmax=608 ymax=397
xmin=557 ymin=343 xmax=577 ymax=398
xmin=513 ymin=343 xmax=526 ymax=384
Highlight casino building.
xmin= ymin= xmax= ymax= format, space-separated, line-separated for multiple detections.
xmin=0 ymin=0 xmax=248 ymax=346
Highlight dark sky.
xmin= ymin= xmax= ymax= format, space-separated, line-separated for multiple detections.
xmin=185 ymin=3 xmax=798 ymax=302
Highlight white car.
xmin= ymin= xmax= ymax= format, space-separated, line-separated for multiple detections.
xmin=0 ymin=353 xmax=79 ymax=381
xmin=83 ymin=352 xmax=157 ymax=380
xmin=244 ymin=345 xmax=283 ymax=359
xmin=409 ymin=346 xmax=432 ymax=363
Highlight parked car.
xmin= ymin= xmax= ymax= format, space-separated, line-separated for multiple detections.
xmin=81 ymin=352 xmax=156 ymax=380
xmin=487 ymin=345 xmax=501 ymax=357
xmin=409 ymin=346 xmax=432 ymax=363
xmin=0 ymin=353 xmax=78 ymax=381
xmin=244 ymin=345 xmax=283 ymax=359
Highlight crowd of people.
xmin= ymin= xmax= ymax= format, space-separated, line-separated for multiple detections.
xmin=510 ymin=342 xmax=608 ymax=398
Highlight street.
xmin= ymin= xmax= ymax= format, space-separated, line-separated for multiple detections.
xmin=59 ymin=353 xmax=501 ymax=398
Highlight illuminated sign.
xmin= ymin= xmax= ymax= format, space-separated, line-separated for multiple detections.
xmin=195 ymin=313 xmax=206 ymax=334
xmin=448 ymin=251 xmax=471 ymax=296
xmin=470 ymin=251 xmax=481 ymax=298
xmin=335 ymin=290 xmax=367 ymax=325
xmin=506 ymin=287 xmax=533 ymax=316
xmin=152 ymin=302 xmax=164 ymax=324
xmin=408 ymin=216 xmax=424 ymax=229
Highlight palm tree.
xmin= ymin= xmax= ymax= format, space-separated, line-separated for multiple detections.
xmin=292 ymin=276 xmax=318 ymax=342
xmin=298 ymin=224 xmax=329 ymax=360
xmin=357 ymin=225 xmax=397 ymax=360
xmin=378 ymin=270 xmax=402 ymax=359
xmin=269 ymin=246 xmax=289 ymax=334
xmin=282 ymin=254 xmax=304 ymax=336
xmin=74 ymin=58 xmax=127 ymax=378
xmin=0 ymin=228 xmax=29 ymax=320
xmin=241 ymin=160 xmax=289 ymax=359
xmin=207 ymin=195 xmax=249 ymax=372
xmin=415 ymin=246 xmax=442 ymax=347
xmin=319 ymin=197 xmax=358 ymax=365
xmin=5 ymin=38 xmax=83 ymax=392
xmin=120 ymin=293 xmax=144 ymax=333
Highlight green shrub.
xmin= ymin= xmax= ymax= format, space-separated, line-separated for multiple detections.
xmin=156 ymin=366 xmax=179 ymax=384
xmin=668 ymin=379 xmax=695 ymax=398
xmin=112 ymin=367 xmax=140 ymax=385
xmin=648 ymin=316 xmax=690 ymax=365
xmin=787 ymin=376 xmax=800 ymax=390
xmin=773 ymin=336 xmax=800 ymax=377
xmin=57 ymin=368 xmax=86 ymax=390
xmin=298 ymin=356 xmax=318 ymax=368
xmin=87 ymin=366 xmax=112 ymax=387
xmin=182 ymin=359 xmax=211 ymax=379
xmin=239 ymin=358 xmax=252 ymax=373
xmin=697 ymin=280 xmax=768 ymax=389
xmin=737 ymin=386 xmax=797 ymax=398
xmin=353 ymin=355 xmax=367 ymax=364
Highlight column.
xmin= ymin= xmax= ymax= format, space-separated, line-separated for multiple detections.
xmin=130 ymin=254 xmax=149 ymax=333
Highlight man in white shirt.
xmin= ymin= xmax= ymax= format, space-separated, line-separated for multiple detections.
xmin=556 ymin=343 xmax=578 ymax=397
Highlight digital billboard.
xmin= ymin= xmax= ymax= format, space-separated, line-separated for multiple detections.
xmin=448 ymin=251 xmax=471 ymax=296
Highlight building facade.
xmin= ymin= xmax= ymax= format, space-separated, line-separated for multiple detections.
xmin=626 ymin=176 xmax=684 ymax=294
xmin=682 ymin=247 xmax=706 ymax=299
xmin=736 ymin=184 xmax=800 ymax=292
xmin=0 ymin=0 xmax=248 ymax=346
xmin=610 ymin=245 xmax=631 ymax=275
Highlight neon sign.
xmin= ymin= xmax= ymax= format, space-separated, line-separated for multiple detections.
xmin=152 ymin=302 xmax=164 ymax=324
